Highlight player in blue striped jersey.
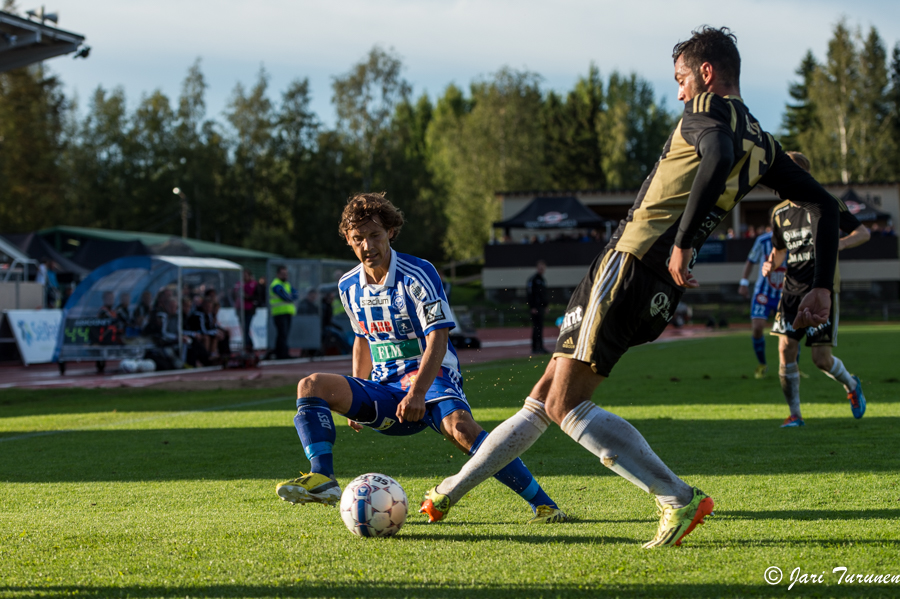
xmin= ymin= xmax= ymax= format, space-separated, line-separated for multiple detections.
xmin=276 ymin=193 xmax=566 ymax=523
xmin=738 ymin=224 xmax=787 ymax=379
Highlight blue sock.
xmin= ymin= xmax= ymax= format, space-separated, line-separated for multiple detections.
xmin=294 ymin=397 xmax=336 ymax=478
xmin=469 ymin=430 xmax=557 ymax=512
xmin=752 ymin=336 xmax=766 ymax=365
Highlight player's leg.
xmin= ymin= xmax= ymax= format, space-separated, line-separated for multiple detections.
xmin=430 ymin=358 xmax=558 ymax=508
xmin=809 ymin=295 xmax=865 ymax=418
xmin=275 ymin=373 xmax=352 ymax=505
xmin=751 ymin=317 xmax=768 ymax=378
xmin=777 ymin=334 xmax=803 ymax=426
xmin=432 ymin=404 xmax=564 ymax=523
xmin=750 ymin=294 xmax=769 ymax=378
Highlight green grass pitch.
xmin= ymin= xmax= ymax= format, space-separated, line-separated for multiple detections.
xmin=1 ymin=325 xmax=899 ymax=598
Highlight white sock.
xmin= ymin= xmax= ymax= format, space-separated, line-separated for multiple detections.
xmin=437 ymin=397 xmax=550 ymax=504
xmin=779 ymin=362 xmax=802 ymax=418
xmin=560 ymin=401 xmax=693 ymax=507
xmin=824 ymin=357 xmax=855 ymax=391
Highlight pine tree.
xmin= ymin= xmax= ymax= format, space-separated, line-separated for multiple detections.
xmin=780 ymin=51 xmax=818 ymax=152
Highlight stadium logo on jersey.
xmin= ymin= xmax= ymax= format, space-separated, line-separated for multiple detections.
xmin=374 ymin=417 xmax=395 ymax=431
xmin=368 ymin=320 xmax=393 ymax=334
xmin=649 ymin=292 xmax=672 ymax=321
xmin=360 ymin=296 xmax=391 ymax=307
xmin=396 ymin=318 xmax=414 ymax=336
xmin=424 ymin=300 xmax=445 ymax=324
xmin=393 ymin=293 xmax=405 ymax=311
xmin=560 ymin=307 xmax=583 ymax=332
xmin=408 ymin=283 xmax=427 ymax=301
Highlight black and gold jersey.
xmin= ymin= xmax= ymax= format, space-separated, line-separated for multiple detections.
xmin=608 ymin=93 xmax=777 ymax=284
xmin=771 ymin=200 xmax=861 ymax=295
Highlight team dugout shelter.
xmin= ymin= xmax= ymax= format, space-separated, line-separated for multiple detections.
xmin=55 ymin=256 xmax=243 ymax=373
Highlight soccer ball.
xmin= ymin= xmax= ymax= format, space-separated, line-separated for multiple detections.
xmin=340 ymin=473 xmax=408 ymax=537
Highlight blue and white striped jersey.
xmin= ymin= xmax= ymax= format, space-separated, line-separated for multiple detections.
xmin=339 ymin=249 xmax=460 ymax=387
xmin=747 ymin=231 xmax=785 ymax=299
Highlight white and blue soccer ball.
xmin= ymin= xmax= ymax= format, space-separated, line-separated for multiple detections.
xmin=340 ymin=473 xmax=408 ymax=537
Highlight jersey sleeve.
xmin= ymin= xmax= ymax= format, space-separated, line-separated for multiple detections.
xmin=405 ymin=261 xmax=455 ymax=336
xmin=679 ymin=93 xmax=735 ymax=152
xmin=839 ymin=210 xmax=862 ymax=235
xmin=747 ymin=236 xmax=765 ymax=264
xmin=340 ymin=289 xmax=367 ymax=337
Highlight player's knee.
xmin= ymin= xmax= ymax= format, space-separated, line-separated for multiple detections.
xmin=297 ymin=373 xmax=326 ymax=400
xmin=812 ymin=354 xmax=832 ymax=371
xmin=544 ymin=394 xmax=568 ymax=426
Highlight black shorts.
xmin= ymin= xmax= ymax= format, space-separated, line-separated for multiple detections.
xmin=554 ymin=249 xmax=682 ymax=377
xmin=771 ymin=291 xmax=839 ymax=346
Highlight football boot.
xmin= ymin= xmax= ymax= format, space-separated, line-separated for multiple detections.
xmin=642 ymin=487 xmax=714 ymax=548
xmin=847 ymin=375 xmax=866 ymax=419
xmin=276 ymin=472 xmax=341 ymax=506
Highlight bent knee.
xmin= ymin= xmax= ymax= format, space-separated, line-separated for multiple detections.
xmin=297 ymin=373 xmax=326 ymax=399
xmin=813 ymin=356 xmax=832 ymax=371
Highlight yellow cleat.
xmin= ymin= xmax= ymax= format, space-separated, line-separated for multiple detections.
xmin=419 ymin=487 xmax=451 ymax=523
xmin=276 ymin=472 xmax=341 ymax=506
xmin=527 ymin=505 xmax=568 ymax=524
xmin=754 ymin=364 xmax=767 ymax=379
xmin=642 ymin=487 xmax=714 ymax=548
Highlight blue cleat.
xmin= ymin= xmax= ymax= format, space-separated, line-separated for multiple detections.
xmin=847 ymin=375 xmax=866 ymax=419
xmin=781 ymin=415 xmax=805 ymax=428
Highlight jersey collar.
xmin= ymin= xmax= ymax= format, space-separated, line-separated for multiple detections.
xmin=357 ymin=247 xmax=397 ymax=290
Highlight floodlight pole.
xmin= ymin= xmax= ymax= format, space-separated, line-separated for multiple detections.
xmin=173 ymin=187 xmax=188 ymax=238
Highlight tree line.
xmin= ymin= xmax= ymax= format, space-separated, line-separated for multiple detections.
xmin=2 ymin=20 xmax=899 ymax=264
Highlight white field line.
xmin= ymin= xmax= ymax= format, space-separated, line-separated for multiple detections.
xmin=0 ymin=395 xmax=293 ymax=443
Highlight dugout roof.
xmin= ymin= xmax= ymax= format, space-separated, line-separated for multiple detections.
xmin=39 ymin=226 xmax=282 ymax=262
xmin=0 ymin=10 xmax=86 ymax=72
xmin=493 ymin=196 xmax=609 ymax=230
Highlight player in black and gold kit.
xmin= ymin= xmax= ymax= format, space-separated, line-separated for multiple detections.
xmin=763 ymin=152 xmax=870 ymax=427
xmin=420 ymin=27 xmax=843 ymax=548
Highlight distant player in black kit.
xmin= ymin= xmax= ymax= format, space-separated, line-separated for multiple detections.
xmin=421 ymin=26 xmax=844 ymax=548
xmin=527 ymin=261 xmax=548 ymax=354
xmin=763 ymin=151 xmax=870 ymax=427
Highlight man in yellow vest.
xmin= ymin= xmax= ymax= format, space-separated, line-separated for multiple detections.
xmin=269 ymin=265 xmax=298 ymax=360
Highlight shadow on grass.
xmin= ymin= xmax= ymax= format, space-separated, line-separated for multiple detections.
xmin=1 ymin=581 xmax=892 ymax=599
xmin=1 ymin=415 xmax=899 ymax=482
xmin=723 ymin=509 xmax=900 ymax=521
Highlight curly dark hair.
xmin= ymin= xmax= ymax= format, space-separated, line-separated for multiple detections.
xmin=672 ymin=26 xmax=741 ymax=89
xmin=338 ymin=192 xmax=404 ymax=242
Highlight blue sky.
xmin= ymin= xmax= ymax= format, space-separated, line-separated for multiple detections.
xmin=37 ymin=0 xmax=900 ymax=134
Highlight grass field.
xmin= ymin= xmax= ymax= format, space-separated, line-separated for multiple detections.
xmin=2 ymin=326 xmax=899 ymax=598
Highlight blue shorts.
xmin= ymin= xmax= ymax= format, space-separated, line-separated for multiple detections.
xmin=750 ymin=291 xmax=780 ymax=320
xmin=344 ymin=373 xmax=470 ymax=437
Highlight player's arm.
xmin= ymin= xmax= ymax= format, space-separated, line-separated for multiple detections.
xmin=759 ymin=151 xmax=840 ymax=328
xmin=397 ymin=327 xmax=448 ymax=423
xmin=669 ymin=130 xmax=736 ymax=288
xmin=352 ymin=336 xmax=372 ymax=379
xmin=762 ymin=248 xmax=786 ymax=277
xmin=346 ymin=336 xmax=372 ymax=432
xmin=839 ymin=225 xmax=870 ymax=251
xmin=738 ymin=261 xmax=754 ymax=297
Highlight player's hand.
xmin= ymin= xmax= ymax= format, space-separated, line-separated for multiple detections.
xmin=347 ymin=419 xmax=363 ymax=432
xmin=397 ymin=391 xmax=426 ymax=423
xmin=793 ymin=288 xmax=831 ymax=329
xmin=738 ymin=284 xmax=749 ymax=298
xmin=668 ymin=246 xmax=699 ymax=288
xmin=761 ymin=260 xmax=773 ymax=277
